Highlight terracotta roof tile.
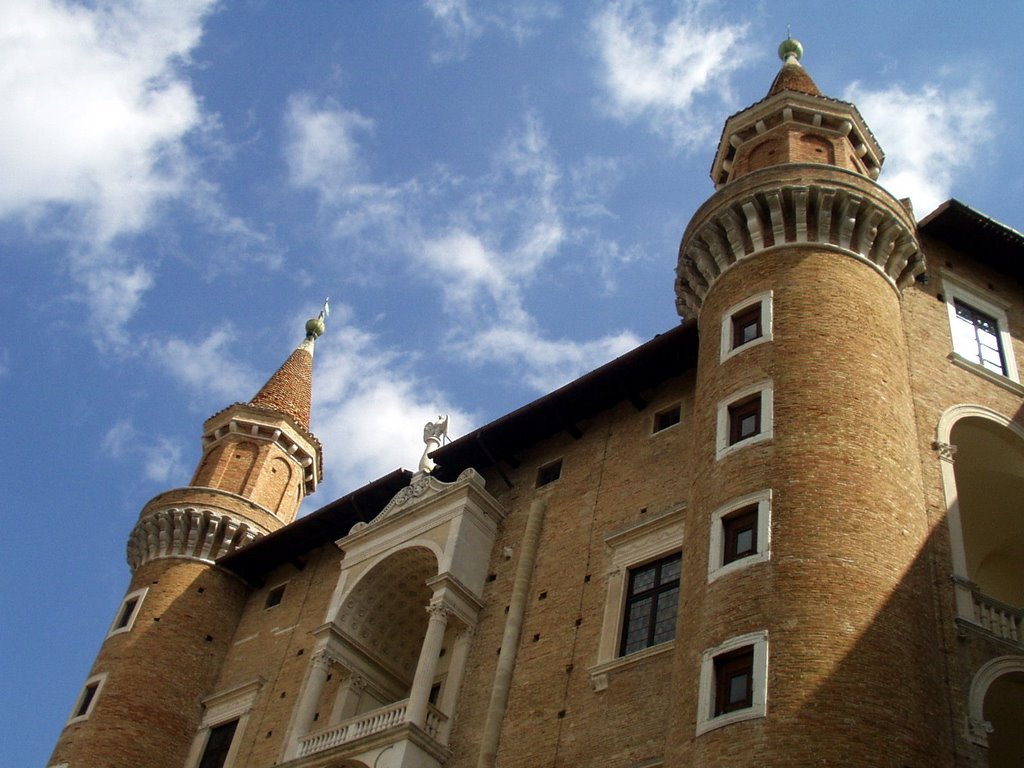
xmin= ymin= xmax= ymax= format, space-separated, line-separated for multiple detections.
xmin=766 ymin=60 xmax=822 ymax=97
xmin=249 ymin=345 xmax=314 ymax=430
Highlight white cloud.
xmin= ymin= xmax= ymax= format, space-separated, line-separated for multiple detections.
xmin=312 ymin=319 xmax=477 ymax=495
xmin=148 ymin=328 xmax=257 ymax=402
xmin=844 ymin=82 xmax=995 ymax=217
xmin=424 ymin=0 xmax=559 ymax=61
xmin=75 ymin=262 xmax=155 ymax=352
xmin=284 ymin=94 xmax=376 ymax=202
xmin=590 ymin=0 xmax=751 ymax=149
xmin=102 ymin=418 xmax=187 ymax=484
xmin=458 ymin=325 xmax=641 ymax=393
xmin=0 ymin=0 xmax=214 ymax=242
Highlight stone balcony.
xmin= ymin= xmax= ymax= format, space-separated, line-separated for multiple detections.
xmin=282 ymin=699 xmax=449 ymax=768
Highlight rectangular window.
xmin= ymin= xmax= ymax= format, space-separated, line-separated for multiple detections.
xmin=722 ymin=506 xmax=757 ymax=564
xmin=107 ymin=587 xmax=147 ymax=637
xmin=716 ymin=381 xmax=773 ymax=460
xmin=653 ymin=404 xmax=681 ymax=433
xmin=731 ymin=305 xmax=762 ymax=349
xmin=265 ymin=584 xmax=286 ymax=609
xmin=697 ymin=630 xmax=768 ymax=735
xmin=708 ymin=491 xmax=771 ymax=582
xmin=942 ymin=276 xmax=1018 ymax=384
xmin=952 ymin=300 xmax=1006 ymax=375
xmin=197 ymin=720 xmax=238 ymax=768
xmin=67 ymin=673 xmax=107 ymax=725
xmin=620 ymin=552 xmax=681 ymax=656
xmin=714 ymin=647 xmax=754 ymax=715
xmin=536 ymin=459 xmax=562 ymax=487
xmin=728 ymin=396 xmax=761 ymax=445
xmin=721 ymin=291 xmax=773 ymax=362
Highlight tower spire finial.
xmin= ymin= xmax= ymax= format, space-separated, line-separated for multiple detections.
xmin=305 ymin=297 xmax=330 ymax=340
xmin=778 ymin=34 xmax=803 ymax=65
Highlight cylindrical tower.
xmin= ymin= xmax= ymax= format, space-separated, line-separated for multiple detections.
xmin=49 ymin=311 xmax=327 ymax=768
xmin=667 ymin=43 xmax=948 ymax=765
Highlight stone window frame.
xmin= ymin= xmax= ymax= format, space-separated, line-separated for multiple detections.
xmin=651 ymin=402 xmax=682 ymax=434
xmin=106 ymin=586 xmax=148 ymax=638
xmin=716 ymin=381 xmax=774 ymax=460
xmin=696 ymin=630 xmax=769 ymax=735
xmin=535 ymin=458 xmax=563 ymax=488
xmin=183 ymin=678 xmax=263 ymax=768
xmin=66 ymin=672 xmax=107 ymax=725
xmin=942 ymin=275 xmax=1019 ymax=386
xmin=708 ymin=490 xmax=772 ymax=583
xmin=720 ymin=291 xmax=773 ymax=363
xmin=589 ymin=507 xmax=684 ymax=691
xmin=264 ymin=580 xmax=289 ymax=609
xmin=619 ymin=551 xmax=682 ymax=656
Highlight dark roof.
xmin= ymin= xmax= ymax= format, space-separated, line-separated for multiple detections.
xmin=918 ymin=199 xmax=1024 ymax=282
xmin=216 ymin=320 xmax=700 ymax=582
xmin=218 ymin=468 xmax=412 ymax=585
xmin=431 ymin=320 xmax=699 ymax=479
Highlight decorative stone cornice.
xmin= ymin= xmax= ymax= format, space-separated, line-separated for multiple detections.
xmin=349 ymin=468 xmax=487 ymax=533
xmin=126 ymin=506 xmax=267 ymax=571
xmin=676 ymin=168 xmax=924 ymax=319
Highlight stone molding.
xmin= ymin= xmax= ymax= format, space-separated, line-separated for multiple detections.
xmin=675 ymin=171 xmax=923 ymax=318
xmin=351 ymin=468 xmax=486 ymax=533
xmin=126 ymin=506 xmax=266 ymax=571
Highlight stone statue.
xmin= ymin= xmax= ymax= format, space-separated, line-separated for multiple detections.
xmin=418 ymin=415 xmax=449 ymax=474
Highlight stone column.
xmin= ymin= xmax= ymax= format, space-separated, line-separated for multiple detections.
xmin=438 ymin=626 xmax=474 ymax=742
xmin=329 ymin=673 xmax=367 ymax=726
xmin=405 ymin=602 xmax=451 ymax=729
xmin=284 ymin=651 xmax=333 ymax=758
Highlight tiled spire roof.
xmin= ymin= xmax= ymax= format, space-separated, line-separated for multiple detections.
xmin=766 ymin=37 xmax=821 ymax=97
xmin=249 ymin=343 xmax=315 ymax=430
xmin=248 ymin=303 xmax=328 ymax=431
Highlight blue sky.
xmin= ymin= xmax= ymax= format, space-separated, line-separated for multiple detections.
xmin=2 ymin=1 xmax=1022 ymax=764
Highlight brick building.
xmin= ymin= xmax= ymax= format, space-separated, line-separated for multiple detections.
xmin=50 ymin=40 xmax=1023 ymax=768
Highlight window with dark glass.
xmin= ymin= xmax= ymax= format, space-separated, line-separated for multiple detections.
xmin=728 ymin=396 xmax=761 ymax=445
xmin=620 ymin=552 xmax=681 ymax=656
xmin=722 ymin=506 xmax=758 ymax=565
xmin=731 ymin=305 xmax=762 ymax=349
xmin=714 ymin=646 xmax=754 ymax=715
xmin=75 ymin=681 xmax=100 ymax=718
xmin=265 ymin=584 xmax=286 ymax=609
xmin=198 ymin=719 xmax=239 ymax=768
xmin=536 ymin=459 xmax=562 ymax=487
xmin=653 ymin=404 xmax=681 ymax=433
xmin=952 ymin=299 xmax=1007 ymax=375
xmin=114 ymin=597 xmax=139 ymax=630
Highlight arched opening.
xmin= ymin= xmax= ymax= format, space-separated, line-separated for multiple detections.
xmin=985 ymin=669 xmax=1024 ymax=766
xmin=334 ymin=546 xmax=438 ymax=711
xmin=949 ymin=416 xmax=1024 ymax=607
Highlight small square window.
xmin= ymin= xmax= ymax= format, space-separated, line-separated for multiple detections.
xmin=716 ymin=382 xmax=773 ymax=460
xmin=731 ymin=306 xmax=762 ymax=349
xmin=620 ymin=552 xmax=681 ymax=656
xmin=722 ymin=506 xmax=757 ymax=564
xmin=708 ymin=490 xmax=770 ymax=582
xmin=67 ymin=673 xmax=107 ymax=724
xmin=653 ymin=404 xmax=681 ymax=433
xmin=536 ymin=460 xmax=562 ymax=487
xmin=728 ymin=396 xmax=761 ymax=445
xmin=265 ymin=584 xmax=286 ymax=609
xmin=697 ymin=631 xmax=768 ymax=734
xmin=721 ymin=292 xmax=773 ymax=362
xmin=714 ymin=647 xmax=754 ymax=715
xmin=107 ymin=588 xmax=147 ymax=638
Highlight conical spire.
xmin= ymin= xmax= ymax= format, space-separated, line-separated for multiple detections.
xmin=766 ymin=36 xmax=821 ymax=97
xmin=249 ymin=301 xmax=328 ymax=431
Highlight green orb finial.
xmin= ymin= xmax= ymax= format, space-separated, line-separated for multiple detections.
xmin=305 ymin=297 xmax=330 ymax=339
xmin=778 ymin=37 xmax=803 ymax=63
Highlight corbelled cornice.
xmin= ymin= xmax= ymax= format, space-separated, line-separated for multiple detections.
xmin=126 ymin=505 xmax=267 ymax=571
xmin=676 ymin=165 xmax=924 ymax=319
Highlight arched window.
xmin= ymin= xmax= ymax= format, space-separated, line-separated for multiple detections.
xmin=936 ymin=406 xmax=1024 ymax=639
xmin=966 ymin=656 xmax=1024 ymax=766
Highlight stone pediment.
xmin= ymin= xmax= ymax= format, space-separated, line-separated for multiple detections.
xmin=349 ymin=468 xmax=486 ymax=534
